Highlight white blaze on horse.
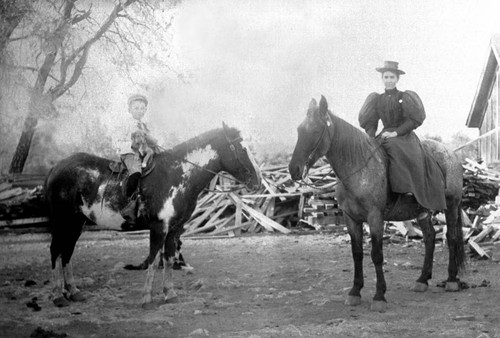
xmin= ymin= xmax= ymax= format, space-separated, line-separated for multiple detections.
xmin=45 ymin=123 xmax=262 ymax=308
xmin=288 ymin=96 xmax=465 ymax=312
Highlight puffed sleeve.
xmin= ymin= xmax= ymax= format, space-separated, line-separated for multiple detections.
xmin=401 ymin=90 xmax=426 ymax=127
xmin=358 ymin=92 xmax=380 ymax=137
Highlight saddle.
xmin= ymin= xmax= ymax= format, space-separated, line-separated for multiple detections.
xmin=108 ymin=154 xmax=156 ymax=177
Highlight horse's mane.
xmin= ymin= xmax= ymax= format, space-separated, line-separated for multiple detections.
xmin=156 ymin=126 xmax=241 ymax=162
xmin=328 ymin=111 xmax=384 ymax=167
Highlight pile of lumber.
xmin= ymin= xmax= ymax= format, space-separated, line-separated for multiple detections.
xmin=462 ymin=158 xmax=500 ymax=212
xmin=0 ymin=175 xmax=47 ymax=228
xmin=465 ymin=204 xmax=500 ymax=260
xmin=181 ymin=163 xmax=342 ymax=238
xmin=300 ymin=195 xmax=343 ymax=231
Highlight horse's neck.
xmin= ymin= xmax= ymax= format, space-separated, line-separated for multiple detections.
xmin=325 ymin=114 xmax=381 ymax=181
xmin=169 ymin=144 xmax=222 ymax=193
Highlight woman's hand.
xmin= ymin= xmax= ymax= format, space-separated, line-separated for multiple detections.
xmin=381 ymin=131 xmax=398 ymax=139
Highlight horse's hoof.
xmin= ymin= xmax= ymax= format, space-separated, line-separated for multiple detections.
xmin=445 ymin=282 xmax=460 ymax=292
xmin=371 ymin=300 xmax=387 ymax=312
xmin=53 ymin=296 xmax=70 ymax=307
xmin=124 ymin=264 xmax=145 ymax=271
xmin=345 ymin=295 xmax=361 ymax=306
xmin=141 ymin=302 xmax=157 ymax=310
xmin=69 ymin=292 xmax=85 ymax=302
xmin=411 ymin=282 xmax=428 ymax=292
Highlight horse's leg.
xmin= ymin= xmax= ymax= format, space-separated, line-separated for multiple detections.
xmin=61 ymin=221 xmax=85 ymax=302
xmin=173 ymin=237 xmax=193 ymax=271
xmin=141 ymin=223 xmax=167 ymax=309
xmin=345 ymin=214 xmax=364 ymax=307
xmin=162 ymin=232 xmax=179 ymax=303
xmin=368 ymin=212 xmax=387 ymax=312
xmin=50 ymin=254 xmax=69 ymax=307
xmin=50 ymin=213 xmax=83 ymax=306
xmin=444 ymin=203 xmax=465 ymax=292
xmin=412 ymin=212 xmax=435 ymax=292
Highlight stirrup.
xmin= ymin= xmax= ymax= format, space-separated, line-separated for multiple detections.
xmin=121 ymin=198 xmax=138 ymax=223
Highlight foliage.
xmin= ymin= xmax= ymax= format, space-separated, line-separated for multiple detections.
xmin=0 ymin=0 xmax=182 ymax=174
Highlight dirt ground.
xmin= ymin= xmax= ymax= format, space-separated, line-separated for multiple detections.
xmin=0 ymin=230 xmax=499 ymax=338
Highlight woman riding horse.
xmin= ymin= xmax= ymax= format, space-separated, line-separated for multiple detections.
xmin=289 ymin=94 xmax=465 ymax=312
xmin=358 ymin=60 xmax=447 ymax=223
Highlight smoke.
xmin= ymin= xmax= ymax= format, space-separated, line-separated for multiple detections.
xmin=152 ymin=0 xmax=346 ymax=150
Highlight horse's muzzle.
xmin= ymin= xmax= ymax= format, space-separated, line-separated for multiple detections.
xmin=288 ymin=162 xmax=305 ymax=181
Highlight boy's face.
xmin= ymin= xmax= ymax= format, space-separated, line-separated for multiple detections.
xmin=129 ymin=100 xmax=147 ymax=120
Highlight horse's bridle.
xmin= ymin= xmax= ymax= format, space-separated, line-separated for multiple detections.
xmin=299 ymin=112 xmax=383 ymax=188
xmin=222 ymin=130 xmax=254 ymax=187
xmin=303 ymin=113 xmax=334 ymax=178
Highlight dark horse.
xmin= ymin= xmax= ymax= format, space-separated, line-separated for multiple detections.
xmin=45 ymin=123 xmax=261 ymax=308
xmin=288 ymin=96 xmax=465 ymax=312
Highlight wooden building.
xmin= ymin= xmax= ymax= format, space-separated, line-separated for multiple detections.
xmin=466 ymin=34 xmax=500 ymax=164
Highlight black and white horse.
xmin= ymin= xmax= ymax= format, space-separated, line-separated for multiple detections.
xmin=45 ymin=123 xmax=262 ymax=308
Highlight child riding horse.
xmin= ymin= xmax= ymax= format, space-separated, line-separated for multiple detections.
xmin=45 ymin=124 xmax=261 ymax=308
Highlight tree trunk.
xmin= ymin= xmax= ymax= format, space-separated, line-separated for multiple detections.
xmin=8 ymin=112 xmax=37 ymax=173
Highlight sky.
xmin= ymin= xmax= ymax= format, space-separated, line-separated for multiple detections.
xmin=149 ymin=0 xmax=499 ymax=149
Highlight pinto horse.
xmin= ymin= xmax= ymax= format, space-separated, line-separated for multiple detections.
xmin=288 ymin=96 xmax=465 ymax=312
xmin=45 ymin=123 xmax=261 ymax=308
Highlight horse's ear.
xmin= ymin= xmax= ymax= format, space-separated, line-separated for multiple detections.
xmin=222 ymin=121 xmax=229 ymax=131
xmin=307 ymin=98 xmax=317 ymax=117
xmin=308 ymin=98 xmax=317 ymax=110
xmin=319 ymin=95 xmax=328 ymax=116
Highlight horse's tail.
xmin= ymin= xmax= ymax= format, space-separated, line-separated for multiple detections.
xmin=43 ymin=167 xmax=55 ymax=209
xmin=453 ymin=201 xmax=466 ymax=274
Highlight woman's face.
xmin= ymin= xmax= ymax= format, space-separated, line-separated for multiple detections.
xmin=381 ymin=71 xmax=399 ymax=90
xmin=129 ymin=100 xmax=147 ymax=120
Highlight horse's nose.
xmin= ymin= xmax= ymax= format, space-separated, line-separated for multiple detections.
xmin=288 ymin=163 xmax=302 ymax=181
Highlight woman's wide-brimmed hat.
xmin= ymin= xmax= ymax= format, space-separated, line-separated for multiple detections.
xmin=375 ymin=61 xmax=405 ymax=75
xmin=128 ymin=94 xmax=148 ymax=106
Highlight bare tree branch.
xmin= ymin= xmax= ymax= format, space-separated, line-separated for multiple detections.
xmin=71 ymin=5 xmax=92 ymax=25
xmin=1 ymin=63 xmax=59 ymax=81
xmin=48 ymin=0 xmax=139 ymax=99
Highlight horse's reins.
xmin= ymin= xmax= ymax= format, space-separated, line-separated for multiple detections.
xmin=299 ymin=113 xmax=383 ymax=189
xmin=99 ymin=131 xmax=252 ymax=211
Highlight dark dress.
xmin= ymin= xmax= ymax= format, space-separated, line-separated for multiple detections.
xmin=358 ymin=88 xmax=446 ymax=211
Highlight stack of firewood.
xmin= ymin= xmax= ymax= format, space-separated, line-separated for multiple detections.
xmin=0 ymin=175 xmax=47 ymax=228
xmin=462 ymin=158 xmax=500 ymax=212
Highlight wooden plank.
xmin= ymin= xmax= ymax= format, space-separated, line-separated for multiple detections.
xmin=228 ymin=193 xmax=291 ymax=234
xmin=209 ymin=220 xmax=251 ymax=236
xmin=0 ymin=217 xmax=49 ymax=228
xmin=0 ymin=187 xmax=24 ymax=201
xmin=491 ymin=229 xmax=500 ymax=241
xmin=265 ymin=198 xmax=275 ymax=218
xmin=392 ymin=221 xmax=408 ymax=237
xmin=0 ymin=182 xmax=13 ymax=193
xmin=184 ymin=195 xmax=225 ymax=231
xmin=261 ymin=176 xmax=285 ymax=201
xmin=472 ymin=225 xmax=494 ymax=243
xmin=234 ymin=198 xmax=242 ymax=236
xmin=298 ymin=194 xmax=305 ymax=218
xmin=209 ymin=175 xmax=218 ymax=191
xmin=184 ymin=215 xmax=229 ymax=236
xmin=469 ymin=240 xmax=490 ymax=258
xmin=240 ymin=192 xmax=303 ymax=198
